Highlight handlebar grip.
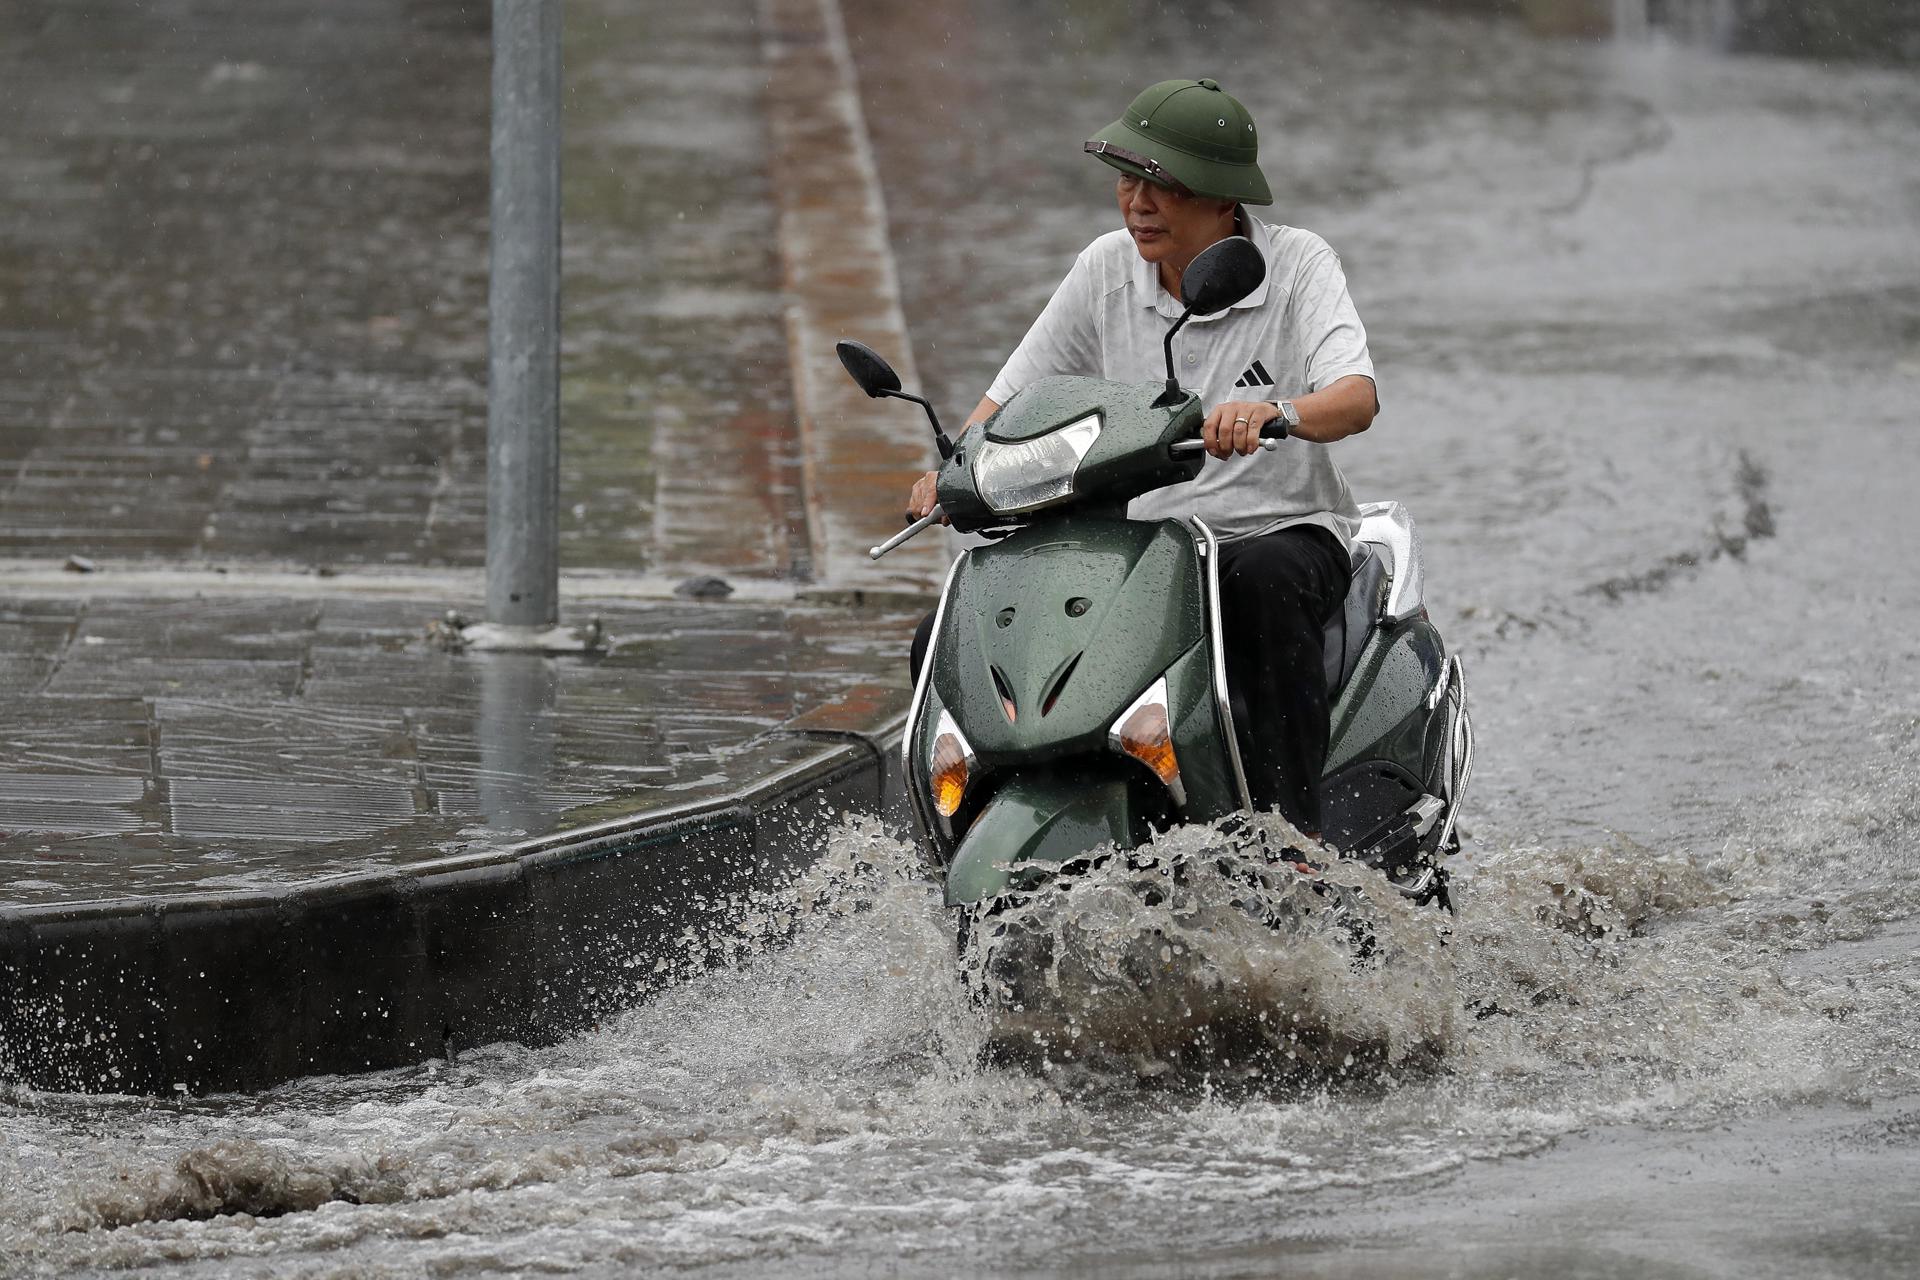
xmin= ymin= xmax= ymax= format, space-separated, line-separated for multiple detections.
xmin=1169 ymin=438 xmax=1279 ymax=457
xmin=1260 ymin=418 xmax=1288 ymax=440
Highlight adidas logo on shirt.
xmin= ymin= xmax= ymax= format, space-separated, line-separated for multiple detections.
xmin=1233 ymin=359 xmax=1274 ymax=389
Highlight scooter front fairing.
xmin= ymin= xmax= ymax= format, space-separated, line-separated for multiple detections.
xmin=904 ymin=516 xmax=1246 ymax=905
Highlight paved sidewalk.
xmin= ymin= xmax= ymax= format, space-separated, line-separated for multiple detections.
xmin=0 ymin=0 xmax=819 ymax=578
xmin=0 ymin=0 xmax=932 ymax=916
xmin=0 ymin=583 xmax=917 ymax=908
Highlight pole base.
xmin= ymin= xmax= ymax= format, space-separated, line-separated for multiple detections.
xmin=429 ymin=612 xmax=607 ymax=654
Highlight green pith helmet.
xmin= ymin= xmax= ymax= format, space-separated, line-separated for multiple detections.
xmin=1084 ymin=78 xmax=1272 ymax=206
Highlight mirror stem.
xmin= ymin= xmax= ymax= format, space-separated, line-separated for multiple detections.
xmin=1154 ymin=308 xmax=1196 ymax=408
xmin=879 ymin=388 xmax=955 ymax=459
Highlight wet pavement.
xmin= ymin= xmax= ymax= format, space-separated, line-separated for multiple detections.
xmin=0 ymin=0 xmax=928 ymax=909
xmin=0 ymin=0 xmax=820 ymax=578
xmin=0 ymin=588 xmax=916 ymax=905
xmin=5 ymin=0 xmax=1920 ymax=1275
xmin=0 ymin=0 xmax=494 ymax=567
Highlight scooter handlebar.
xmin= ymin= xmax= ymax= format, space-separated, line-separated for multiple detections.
xmin=1169 ymin=436 xmax=1281 ymax=457
xmin=870 ymin=507 xmax=944 ymax=560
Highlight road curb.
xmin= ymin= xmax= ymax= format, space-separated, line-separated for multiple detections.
xmin=0 ymin=715 xmax=907 ymax=1094
xmin=759 ymin=0 xmax=949 ymax=593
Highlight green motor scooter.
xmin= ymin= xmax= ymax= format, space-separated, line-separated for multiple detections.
xmin=840 ymin=236 xmax=1472 ymax=914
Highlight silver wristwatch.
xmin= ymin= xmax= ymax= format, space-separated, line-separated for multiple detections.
xmin=1271 ymin=400 xmax=1300 ymax=435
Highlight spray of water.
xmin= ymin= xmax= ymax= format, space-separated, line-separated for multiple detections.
xmin=957 ymin=815 xmax=1459 ymax=1088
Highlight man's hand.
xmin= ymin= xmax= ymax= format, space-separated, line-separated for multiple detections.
xmin=1202 ymin=400 xmax=1283 ymax=458
xmin=903 ymin=394 xmax=1000 ymax=524
xmin=907 ymin=470 xmax=946 ymax=523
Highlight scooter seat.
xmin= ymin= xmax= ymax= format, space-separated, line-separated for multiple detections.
xmin=1323 ymin=543 xmax=1387 ymax=694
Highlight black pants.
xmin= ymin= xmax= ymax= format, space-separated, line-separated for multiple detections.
xmin=907 ymin=524 xmax=1350 ymax=834
xmin=1215 ymin=525 xmax=1351 ymax=833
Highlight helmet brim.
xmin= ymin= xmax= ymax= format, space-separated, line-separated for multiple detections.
xmin=1086 ymin=118 xmax=1273 ymax=206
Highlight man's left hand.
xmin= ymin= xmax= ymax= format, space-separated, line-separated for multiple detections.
xmin=1201 ymin=400 xmax=1281 ymax=459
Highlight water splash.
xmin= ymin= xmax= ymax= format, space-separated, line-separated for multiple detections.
xmin=54 ymin=1141 xmax=412 ymax=1231
xmin=960 ymin=815 xmax=1459 ymax=1088
xmin=7 ymin=797 xmax=1913 ymax=1273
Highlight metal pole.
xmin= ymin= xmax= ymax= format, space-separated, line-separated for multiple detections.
xmin=487 ymin=0 xmax=561 ymax=629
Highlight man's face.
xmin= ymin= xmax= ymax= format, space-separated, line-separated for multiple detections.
xmin=1115 ymin=174 xmax=1236 ymax=273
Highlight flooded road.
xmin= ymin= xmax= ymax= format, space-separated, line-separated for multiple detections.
xmin=3 ymin=809 xmax=1916 ymax=1276
xmin=6 ymin=0 xmax=1920 ymax=1275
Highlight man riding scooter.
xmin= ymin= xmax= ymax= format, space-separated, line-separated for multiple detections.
xmin=908 ymin=77 xmax=1379 ymax=839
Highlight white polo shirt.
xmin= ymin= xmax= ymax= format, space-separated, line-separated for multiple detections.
xmin=984 ymin=209 xmax=1373 ymax=549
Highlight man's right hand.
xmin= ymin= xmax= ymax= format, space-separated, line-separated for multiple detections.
xmin=908 ymin=470 xmax=947 ymax=523
xmin=906 ymin=395 xmax=999 ymax=523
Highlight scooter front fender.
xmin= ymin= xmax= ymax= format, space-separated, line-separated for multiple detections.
xmin=944 ymin=770 xmax=1150 ymax=908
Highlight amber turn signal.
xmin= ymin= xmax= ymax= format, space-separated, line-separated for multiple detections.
xmin=1109 ymin=676 xmax=1186 ymax=807
xmin=928 ymin=710 xmax=974 ymax=818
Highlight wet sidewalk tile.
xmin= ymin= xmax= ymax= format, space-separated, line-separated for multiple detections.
xmin=0 ymin=592 xmax=918 ymax=907
xmin=0 ymin=0 xmax=805 ymax=579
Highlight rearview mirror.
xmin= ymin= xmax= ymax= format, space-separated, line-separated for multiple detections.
xmin=1179 ymin=236 xmax=1265 ymax=316
xmin=835 ymin=339 xmax=902 ymax=399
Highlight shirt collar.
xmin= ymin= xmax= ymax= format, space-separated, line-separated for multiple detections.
xmin=1135 ymin=206 xmax=1276 ymax=319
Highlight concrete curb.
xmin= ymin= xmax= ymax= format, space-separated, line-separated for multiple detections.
xmin=0 ymin=715 xmax=906 ymax=1095
xmin=760 ymin=0 xmax=949 ymax=594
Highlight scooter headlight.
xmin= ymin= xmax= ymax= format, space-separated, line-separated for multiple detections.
xmin=970 ymin=413 xmax=1102 ymax=515
xmin=928 ymin=708 xmax=976 ymax=819
xmin=1109 ymin=675 xmax=1186 ymax=808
